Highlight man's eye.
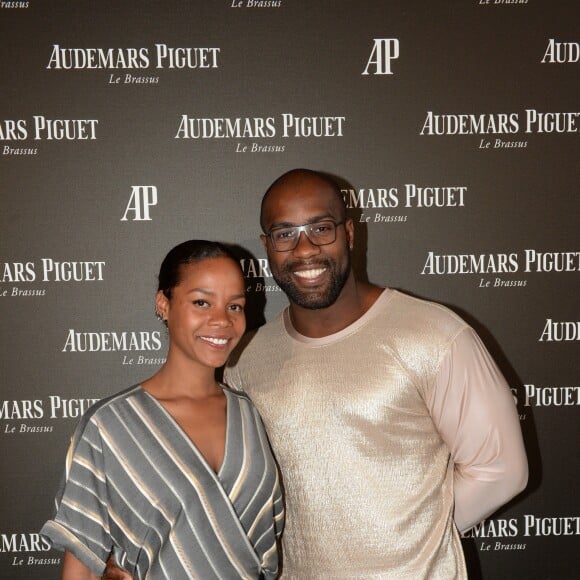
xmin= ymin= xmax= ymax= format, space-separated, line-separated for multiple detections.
xmin=274 ymin=229 xmax=295 ymax=240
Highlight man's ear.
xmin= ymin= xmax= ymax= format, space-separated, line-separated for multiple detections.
xmin=345 ymin=218 xmax=354 ymax=250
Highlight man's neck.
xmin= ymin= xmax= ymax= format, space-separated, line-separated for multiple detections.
xmin=288 ymin=279 xmax=384 ymax=338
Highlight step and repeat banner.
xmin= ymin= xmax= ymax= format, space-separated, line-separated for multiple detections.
xmin=1 ymin=1 xmax=578 ymax=578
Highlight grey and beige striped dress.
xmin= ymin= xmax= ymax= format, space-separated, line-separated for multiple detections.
xmin=40 ymin=384 xmax=284 ymax=579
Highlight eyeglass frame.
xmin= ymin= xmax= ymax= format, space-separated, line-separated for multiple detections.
xmin=263 ymin=219 xmax=346 ymax=252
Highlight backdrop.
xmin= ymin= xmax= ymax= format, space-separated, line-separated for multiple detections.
xmin=1 ymin=1 xmax=578 ymax=578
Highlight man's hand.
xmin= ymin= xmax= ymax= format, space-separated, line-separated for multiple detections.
xmin=102 ymin=556 xmax=132 ymax=580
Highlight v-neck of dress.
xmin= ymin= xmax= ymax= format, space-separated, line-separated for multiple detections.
xmin=138 ymin=384 xmax=231 ymax=479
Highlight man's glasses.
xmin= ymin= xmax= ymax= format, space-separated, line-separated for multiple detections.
xmin=265 ymin=220 xmax=345 ymax=252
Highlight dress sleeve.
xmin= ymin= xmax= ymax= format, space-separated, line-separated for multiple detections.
xmin=224 ymin=363 xmax=242 ymax=392
xmin=428 ymin=327 xmax=528 ymax=533
xmin=40 ymin=414 xmax=112 ymax=575
xmin=272 ymin=468 xmax=285 ymax=540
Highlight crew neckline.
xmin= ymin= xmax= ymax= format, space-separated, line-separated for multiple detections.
xmin=283 ymin=287 xmax=394 ymax=346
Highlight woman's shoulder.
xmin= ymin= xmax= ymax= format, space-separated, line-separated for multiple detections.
xmin=220 ymin=382 xmax=250 ymax=401
xmin=74 ymin=384 xmax=143 ymax=430
xmin=220 ymin=383 xmax=262 ymax=415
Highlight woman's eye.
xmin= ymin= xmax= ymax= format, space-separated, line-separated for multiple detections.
xmin=193 ymin=299 xmax=209 ymax=307
xmin=229 ymin=303 xmax=244 ymax=312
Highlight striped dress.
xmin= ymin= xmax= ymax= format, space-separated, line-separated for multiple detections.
xmin=40 ymin=384 xmax=284 ymax=579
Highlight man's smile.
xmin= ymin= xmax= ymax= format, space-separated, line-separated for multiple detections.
xmin=293 ymin=267 xmax=327 ymax=280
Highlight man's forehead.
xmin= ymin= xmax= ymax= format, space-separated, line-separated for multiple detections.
xmin=264 ymin=182 xmax=340 ymax=219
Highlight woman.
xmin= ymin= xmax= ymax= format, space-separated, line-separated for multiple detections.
xmin=41 ymin=240 xmax=284 ymax=579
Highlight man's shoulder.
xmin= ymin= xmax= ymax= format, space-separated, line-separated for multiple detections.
xmin=391 ymin=289 xmax=465 ymax=320
xmin=377 ymin=291 xmax=472 ymax=383
xmin=386 ymin=289 xmax=469 ymax=341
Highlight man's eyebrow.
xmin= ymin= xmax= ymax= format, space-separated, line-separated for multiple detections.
xmin=268 ymin=214 xmax=334 ymax=229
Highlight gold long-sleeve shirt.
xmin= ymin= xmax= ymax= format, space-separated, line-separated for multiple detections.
xmin=225 ymin=289 xmax=527 ymax=579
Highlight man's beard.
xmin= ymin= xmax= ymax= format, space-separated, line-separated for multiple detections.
xmin=271 ymin=255 xmax=351 ymax=310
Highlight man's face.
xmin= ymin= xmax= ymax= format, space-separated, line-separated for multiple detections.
xmin=260 ymin=176 xmax=353 ymax=310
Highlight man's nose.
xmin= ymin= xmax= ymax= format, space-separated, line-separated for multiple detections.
xmin=293 ymin=230 xmax=320 ymax=256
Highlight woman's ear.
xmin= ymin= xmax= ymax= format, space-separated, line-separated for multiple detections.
xmin=155 ymin=290 xmax=169 ymax=322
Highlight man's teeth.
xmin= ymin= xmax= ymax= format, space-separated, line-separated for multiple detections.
xmin=201 ymin=337 xmax=228 ymax=345
xmin=294 ymin=268 xmax=326 ymax=279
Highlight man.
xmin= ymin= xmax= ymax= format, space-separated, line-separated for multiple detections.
xmin=107 ymin=168 xmax=527 ymax=578
xmin=226 ymin=169 xmax=527 ymax=578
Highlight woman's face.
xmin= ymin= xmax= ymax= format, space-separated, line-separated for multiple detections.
xmin=157 ymin=257 xmax=246 ymax=371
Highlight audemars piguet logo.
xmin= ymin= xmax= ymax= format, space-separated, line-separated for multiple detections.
xmin=175 ymin=114 xmax=345 ymax=139
xmin=175 ymin=113 xmax=346 ymax=153
xmin=47 ymin=44 xmax=220 ymax=70
xmin=463 ymin=515 xmax=580 ymax=553
xmin=1 ymin=396 xmax=101 ymax=434
xmin=121 ymin=186 xmax=158 ymax=221
xmin=419 ymin=109 xmax=579 ymax=149
xmin=362 ymin=39 xmax=400 ymax=75
xmin=342 ymin=184 xmax=467 ymax=225
xmin=420 ymin=249 xmax=579 ymax=289
xmin=62 ymin=329 xmax=163 ymax=352
xmin=0 ymin=259 xmax=106 ymax=297
xmin=0 ymin=117 xmax=98 ymax=140
xmin=0 ymin=532 xmax=58 ymax=569
xmin=61 ymin=329 xmax=165 ymax=365
xmin=1 ymin=117 xmax=98 ymax=155
xmin=421 ymin=110 xmax=579 ymax=135
xmin=46 ymin=44 xmax=220 ymax=85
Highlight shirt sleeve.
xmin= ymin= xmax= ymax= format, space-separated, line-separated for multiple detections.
xmin=428 ymin=326 xmax=528 ymax=533
xmin=40 ymin=414 xmax=113 ymax=575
